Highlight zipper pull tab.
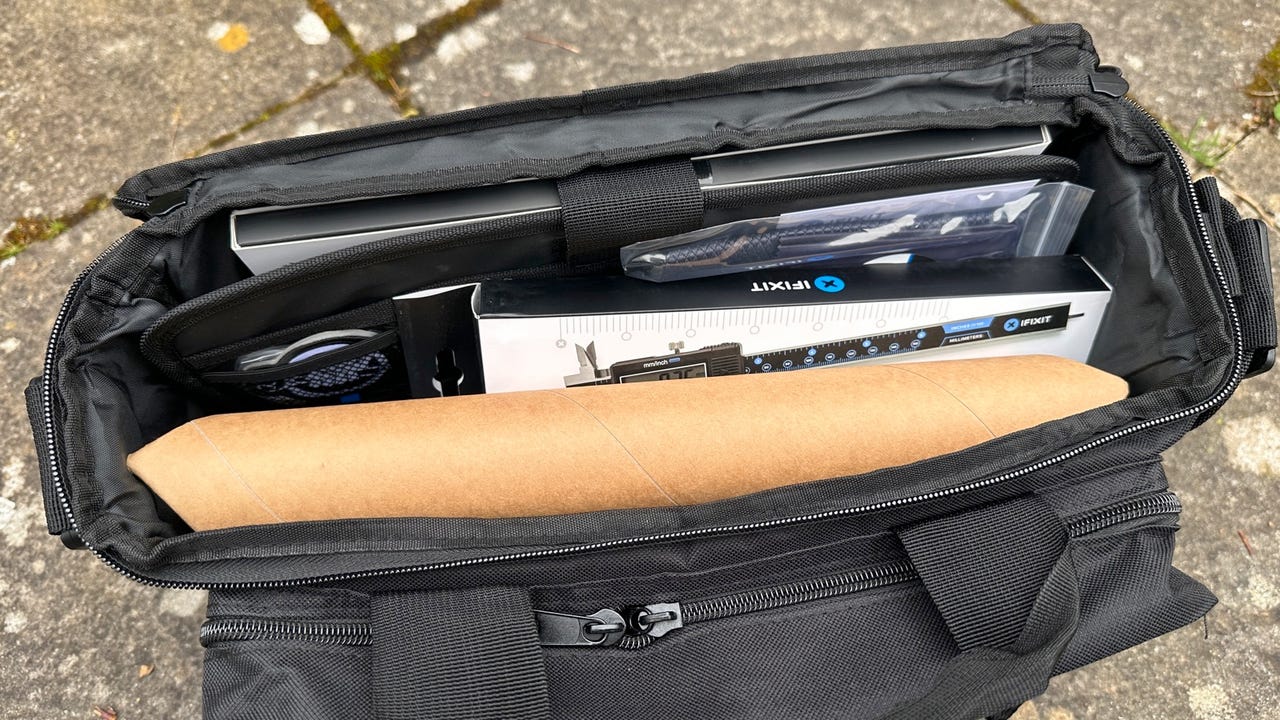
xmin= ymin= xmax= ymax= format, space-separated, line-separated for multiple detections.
xmin=146 ymin=187 xmax=191 ymax=218
xmin=534 ymin=609 xmax=626 ymax=647
xmin=624 ymin=603 xmax=684 ymax=638
xmin=1089 ymin=67 xmax=1129 ymax=98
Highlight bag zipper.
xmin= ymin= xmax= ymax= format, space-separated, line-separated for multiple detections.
xmin=198 ymin=491 xmax=1182 ymax=649
xmin=40 ymin=88 xmax=1245 ymax=590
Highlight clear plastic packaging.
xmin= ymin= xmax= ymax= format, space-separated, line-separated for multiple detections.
xmin=621 ymin=181 xmax=1094 ymax=282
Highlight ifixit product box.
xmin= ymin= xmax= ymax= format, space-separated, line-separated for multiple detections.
xmin=393 ymin=256 xmax=1112 ymax=396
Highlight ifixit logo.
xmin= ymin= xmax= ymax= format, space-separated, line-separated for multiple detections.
xmin=1004 ymin=314 xmax=1055 ymax=332
xmin=749 ymin=275 xmax=846 ymax=293
xmin=750 ymin=280 xmax=812 ymax=292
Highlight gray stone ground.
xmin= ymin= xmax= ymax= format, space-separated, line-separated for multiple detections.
xmin=0 ymin=1 xmax=1277 ymax=717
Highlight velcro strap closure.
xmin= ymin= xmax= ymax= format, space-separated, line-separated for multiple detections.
xmin=557 ymin=159 xmax=704 ymax=267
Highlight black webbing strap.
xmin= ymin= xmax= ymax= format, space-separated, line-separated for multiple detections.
xmin=369 ymin=587 xmax=551 ymax=720
xmin=899 ymin=495 xmax=1069 ymax=651
xmin=556 ymin=159 xmax=704 ymax=267
xmin=885 ymin=495 xmax=1079 ymax=720
xmin=1220 ymin=205 xmax=1276 ymax=378
xmin=1196 ymin=176 xmax=1276 ymax=378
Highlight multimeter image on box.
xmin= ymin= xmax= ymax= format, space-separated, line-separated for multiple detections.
xmin=394 ymin=257 xmax=1110 ymax=397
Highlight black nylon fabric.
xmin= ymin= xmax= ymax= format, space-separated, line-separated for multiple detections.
xmin=1212 ymin=190 xmax=1276 ymax=363
xmin=884 ymin=553 xmax=1079 ymax=720
xmin=369 ymin=587 xmax=551 ymax=720
xmin=203 ymin=641 xmax=372 ymax=720
xmin=199 ymin=502 xmax=1204 ymax=720
xmin=1189 ymin=176 xmax=1274 ymax=377
xmin=1055 ymin=519 xmax=1217 ymax=673
xmin=557 ymin=158 xmax=704 ymax=266
xmin=898 ymin=495 xmax=1069 ymax=651
xmin=24 ymin=378 xmax=71 ymax=536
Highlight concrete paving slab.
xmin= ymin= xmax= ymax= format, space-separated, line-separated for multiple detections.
xmin=1017 ymin=0 xmax=1280 ymax=140
xmin=0 ymin=210 xmax=206 ymax=720
xmin=0 ymin=1 xmax=350 ymax=223
xmin=218 ymin=75 xmax=404 ymax=152
xmin=1218 ymin=128 xmax=1280 ymax=227
xmin=390 ymin=0 xmax=1028 ymax=114
xmin=331 ymin=0 xmax=469 ymax=51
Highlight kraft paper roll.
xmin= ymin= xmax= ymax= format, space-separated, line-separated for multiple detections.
xmin=127 ymin=355 xmax=1128 ymax=530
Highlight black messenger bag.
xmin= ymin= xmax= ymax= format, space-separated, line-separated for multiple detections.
xmin=27 ymin=23 xmax=1276 ymax=720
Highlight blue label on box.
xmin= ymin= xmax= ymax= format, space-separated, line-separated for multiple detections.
xmin=942 ymin=317 xmax=994 ymax=334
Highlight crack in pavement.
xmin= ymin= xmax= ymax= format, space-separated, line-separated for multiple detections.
xmin=999 ymin=0 xmax=1043 ymax=26
xmin=306 ymin=0 xmax=421 ymax=117
xmin=350 ymin=0 xmax=506 ymax=118
xmin=307 ymin=0 xmax=507 ymax=118
xmin=1 ymin=195 xmax=113 ymax=260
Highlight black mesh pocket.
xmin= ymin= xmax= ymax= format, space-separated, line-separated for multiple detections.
xmin=199 ymin=328 xmax=409 ymax=407
xmin=243 ymin=350 xmax=394 ymax=404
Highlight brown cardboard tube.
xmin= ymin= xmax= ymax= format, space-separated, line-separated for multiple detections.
xmin=127 ymin=355 xmax=1128 ymax=529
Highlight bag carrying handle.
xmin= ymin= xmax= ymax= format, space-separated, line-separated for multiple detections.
xmin=368 ymin=497 xmax=1076 ymax=720
xmin=369 ymin=586 xmax=552 ymax=720
xmin=886 ymin=494 xmax=1079 ymax=720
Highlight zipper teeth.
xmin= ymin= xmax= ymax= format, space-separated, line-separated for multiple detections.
xmin=43 ymin=95 xmax=1245 ymax=590
xmin=199 ymin=490 xmax=1183 ymax=648
xmin=671 ymin=489 xmax=1180 ymax=630
xmin=682 ymin=559 xmax=916 ymax=624
xmin=1066 ymin=491 xmax=1182 ymax=537
xmin=199 ymin=620 xmax=372 ymax=647
xmin=39 ymin=233 xmax=147 ymax=581
xmin=115 ymin=196 xmax=150 ymax=209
